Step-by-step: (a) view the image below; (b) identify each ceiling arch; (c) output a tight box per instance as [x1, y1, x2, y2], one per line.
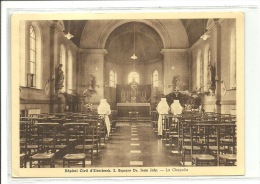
[63, 19, 208, 48]
[80, 19, 189, 49]
[98, 19, 171, 49]
[104, 22, 164, 64]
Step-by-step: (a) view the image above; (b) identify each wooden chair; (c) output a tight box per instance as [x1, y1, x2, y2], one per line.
[167, 115, 180, 150]
[159, 113, 167, 138]
[97, 116, 106, 144]
[151, 111, 158, 130]
[218, 123, 237, 166]
[20, 120, 39, 167]
[219, 153, 237, 166]
[20, 121, 30, 168]
[20, 153, 26, 168]
[110, 110, 117, 133]
[63, 122, 89, 167]
[191, 121, 218, 166]
[29, 123, 59, 168]
[83, 119, 100, 156]
[181, 121, 204, 166]
[63, 121, 96, 167]
[48, 122, 68, 156]
[162, 114, 170, 141]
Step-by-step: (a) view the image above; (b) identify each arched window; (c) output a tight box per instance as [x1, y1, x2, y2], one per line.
[200, 53, 203, 88]
[67, 50, 73, 93]
[60, 44, 66, 92]
[109, 70, 115, 87]
[196, 51, 202, 89]
[152, 70, 159, 87]
[29, 26, 36, 87]
[27, 23, 42, 89]
[115, 72, 117, 87]
[203, 46, 210, 91]
[128, 72, 139, 84]
[230, 27, 236, 89]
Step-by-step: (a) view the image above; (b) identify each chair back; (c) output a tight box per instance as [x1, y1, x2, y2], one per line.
[35, 122, 59, 153]
[63, 122, 90, 153]
[20, 121, 33, 153]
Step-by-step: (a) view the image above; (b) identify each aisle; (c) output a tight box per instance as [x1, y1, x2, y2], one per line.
[95, 122, 182, 167]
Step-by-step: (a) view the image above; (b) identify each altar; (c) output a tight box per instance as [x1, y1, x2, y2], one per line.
[117, 103, 151, 117]
[116, 81, 151, 117]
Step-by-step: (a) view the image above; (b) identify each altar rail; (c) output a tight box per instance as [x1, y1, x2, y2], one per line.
[117, 103, 151, 117]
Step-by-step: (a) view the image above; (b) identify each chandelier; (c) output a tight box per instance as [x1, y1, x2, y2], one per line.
[131, 22, 138, 60]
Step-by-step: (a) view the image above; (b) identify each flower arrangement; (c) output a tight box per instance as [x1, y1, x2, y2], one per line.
[84, 103, 93, 111]
[165, 90, 202, 110]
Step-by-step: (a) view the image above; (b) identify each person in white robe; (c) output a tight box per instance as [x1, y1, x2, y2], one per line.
[156, 98, 169, 137]
[97, 99, 111, 137]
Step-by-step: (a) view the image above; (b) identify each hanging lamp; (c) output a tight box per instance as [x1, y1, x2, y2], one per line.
[200, 19, 210, 41]
[65, 20, 74, 40]
[131, 22, 138, 60]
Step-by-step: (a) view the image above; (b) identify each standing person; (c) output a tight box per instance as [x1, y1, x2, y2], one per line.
[97, 99, 111, 137]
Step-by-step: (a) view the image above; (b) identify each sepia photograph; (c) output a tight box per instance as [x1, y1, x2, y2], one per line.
[11, 12, 244, 177]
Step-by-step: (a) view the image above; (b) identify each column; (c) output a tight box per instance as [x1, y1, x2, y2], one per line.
[161, 49, 189, 95]
[49, 22, 58, 112]
[210, 21, 222, 113]
[78, 49, 108, 105]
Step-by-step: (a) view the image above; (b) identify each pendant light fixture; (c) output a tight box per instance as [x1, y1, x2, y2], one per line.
[131, 22, 138, 60]
[65, 20, 74, 40]
[200, 19, 210, 41]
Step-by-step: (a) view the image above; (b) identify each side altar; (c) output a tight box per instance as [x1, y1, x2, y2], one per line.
[116, 80, 151, 117]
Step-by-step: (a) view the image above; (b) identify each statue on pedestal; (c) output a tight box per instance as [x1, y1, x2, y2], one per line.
[208, 63, 216, 95]
[55, 64, 64, 93]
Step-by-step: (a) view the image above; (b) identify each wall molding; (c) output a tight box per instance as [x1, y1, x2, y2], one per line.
[220, 100, 236, 105]
[79, 49, 108, 55]
[203, 100, 236, 106]
[161, 48, 188, 54]
[20, 99, 61, 104]
[218, 18, 226, 25]
[189, 37, 204, 51]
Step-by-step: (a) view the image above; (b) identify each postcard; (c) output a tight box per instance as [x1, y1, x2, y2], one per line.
[11, 12, 244, 177]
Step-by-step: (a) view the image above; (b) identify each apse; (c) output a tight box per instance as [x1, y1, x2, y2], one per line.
[104, 22, 164, 65]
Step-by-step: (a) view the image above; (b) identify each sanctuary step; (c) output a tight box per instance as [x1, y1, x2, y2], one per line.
[115, 116, 151, 122]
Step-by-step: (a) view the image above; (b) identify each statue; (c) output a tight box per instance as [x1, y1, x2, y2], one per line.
[208, 63, 216, 95]
[173, 75, 181, 91]
[83, 74, 97, 96]
[88, 74, 96, 94]
[55, 64, 64, 92]
[130, 78, 138, 102]
[82, 74, 97, 109]
[121, 89, 126, 103]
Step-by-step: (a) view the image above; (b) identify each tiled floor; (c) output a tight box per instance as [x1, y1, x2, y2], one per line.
[29, 122, 182, 168]
[94, 122, 182, 167]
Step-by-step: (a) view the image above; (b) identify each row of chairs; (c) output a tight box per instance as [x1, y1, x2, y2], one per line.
[151, 111, 237, 166]
[20, 113, 113, 168]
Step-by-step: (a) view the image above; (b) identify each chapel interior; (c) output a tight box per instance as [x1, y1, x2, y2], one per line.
[19, 19, 237, 168]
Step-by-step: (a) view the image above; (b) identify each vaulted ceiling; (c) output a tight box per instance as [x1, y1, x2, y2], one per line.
[62, 19, 208, 48]
[105, 22, 164, 64]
